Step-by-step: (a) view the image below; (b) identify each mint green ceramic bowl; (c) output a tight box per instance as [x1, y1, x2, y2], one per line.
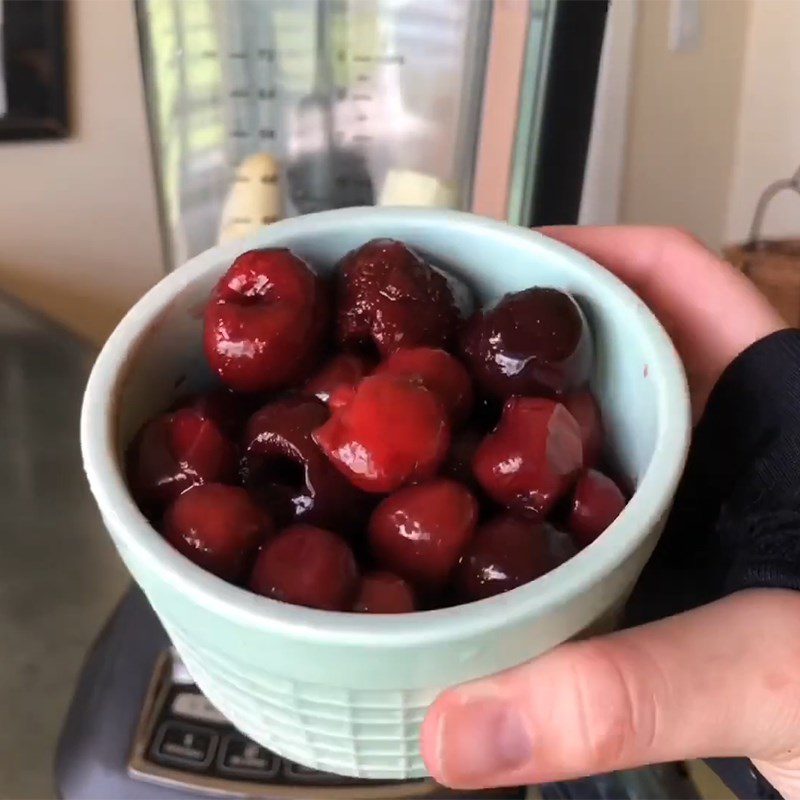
[81, 208, 690, 780]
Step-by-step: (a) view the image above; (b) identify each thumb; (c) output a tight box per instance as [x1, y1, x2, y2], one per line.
[421, 589, 800, 791]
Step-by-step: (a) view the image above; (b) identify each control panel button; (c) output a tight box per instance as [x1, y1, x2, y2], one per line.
[284, 760, 326, 783]
[151, 722, 217, 770]
[171, 691, 228, 725]
[283, 759, 357, 785]
[217, 734, 279, 779]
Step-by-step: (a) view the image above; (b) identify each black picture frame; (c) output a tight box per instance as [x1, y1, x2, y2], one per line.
[0, 0, 68, 141]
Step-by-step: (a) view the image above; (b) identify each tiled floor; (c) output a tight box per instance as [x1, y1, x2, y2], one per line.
[0, 299, 127, 799]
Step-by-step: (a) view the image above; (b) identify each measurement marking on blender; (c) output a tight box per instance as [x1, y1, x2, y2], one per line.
[356, 74, 369, 82]
[258, 49, 276, 61]
[352, 54, 404, 65]
[230, 130, 249, 138]
[352, 94, 371, 101]
[229, 52, 247, 59]
[258, 88, 277, 100]
[230, 89, 249, 98]
[259, 129, 276, 139]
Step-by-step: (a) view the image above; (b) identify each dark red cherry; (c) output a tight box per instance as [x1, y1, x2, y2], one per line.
[163, 483, 273, 581]
[352, 572, 417, 613]
[204, 249, 328, 393]
[568, 469, 626, 548]
[473, 397, 583, 519]
[454, 515, 556, 602]
[369, 479, 478, 593]
[241, 396, 368, 531]
[375, 347, 473, 425]
[303, 352, 375, 407]
[179, 388, 262, 439]
[249, 525, 358, 611]
[313, 374, 451, 493]
[127, 406, 237, 512]
[460, 287, 591, 400]
[335, 239, 460, 357]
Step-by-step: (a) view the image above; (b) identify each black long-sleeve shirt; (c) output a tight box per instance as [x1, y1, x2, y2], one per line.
[626, 329, 800, 798]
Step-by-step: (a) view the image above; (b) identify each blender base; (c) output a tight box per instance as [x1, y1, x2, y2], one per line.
[54, 586, 700, 800]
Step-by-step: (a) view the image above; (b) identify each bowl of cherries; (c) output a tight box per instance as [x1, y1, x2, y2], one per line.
[81, 207, 690, 780]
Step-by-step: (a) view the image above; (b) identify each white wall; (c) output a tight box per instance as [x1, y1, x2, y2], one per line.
[579, 0, 637, 227]
[619, 0, 800, 252]
[0, 0, 163, 344]
[618, 0, 751, 251]
[725, 0, 800, 246]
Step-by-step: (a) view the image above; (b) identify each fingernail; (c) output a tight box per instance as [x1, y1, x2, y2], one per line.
[435, 698, 532, 786]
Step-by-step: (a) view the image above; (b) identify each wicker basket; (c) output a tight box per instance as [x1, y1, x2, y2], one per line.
[724, 166, 800, 327]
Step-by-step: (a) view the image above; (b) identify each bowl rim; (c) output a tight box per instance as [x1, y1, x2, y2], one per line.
[80, 207, 690, 647]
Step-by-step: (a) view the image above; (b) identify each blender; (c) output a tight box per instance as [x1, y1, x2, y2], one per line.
[55, 2, 702, 796]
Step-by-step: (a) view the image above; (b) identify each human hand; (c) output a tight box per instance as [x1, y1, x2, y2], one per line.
[421, 590, 800, 797]
[420, 227, 797, 797]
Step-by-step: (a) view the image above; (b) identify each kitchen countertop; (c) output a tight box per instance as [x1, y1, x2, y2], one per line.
[0, 295, 127, 799]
